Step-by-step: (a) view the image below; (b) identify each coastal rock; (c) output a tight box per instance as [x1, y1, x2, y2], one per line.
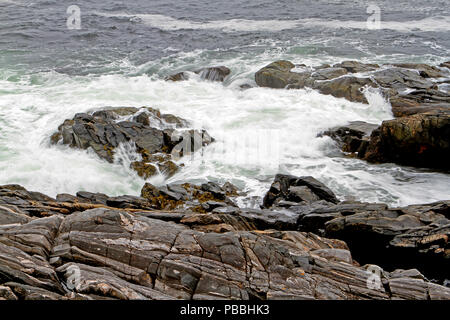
[313, 76, 378, 103]
[333, 61, 379, 73]
[296, 198, 450, 282]
[362, 110, 450, 170]
[440, 61, 450, 69]
[140, 181, 239, 211]
[166, 66, 231, 82]
[255, 60, 450, 117]
[1, 183, 449, 300]
[255, 60, 312, 89]
[320, 121, 379, 156]
[262, 174, 339, 208]
[51, 107, 213, 179]
[323, 111, 450, 170]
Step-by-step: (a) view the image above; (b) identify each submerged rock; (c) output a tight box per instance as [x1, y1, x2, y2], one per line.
[51, 107, 213, 179]
[166, 66, 231, 82]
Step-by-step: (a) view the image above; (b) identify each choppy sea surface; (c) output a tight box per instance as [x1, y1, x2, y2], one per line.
[0, 0, 449, 206]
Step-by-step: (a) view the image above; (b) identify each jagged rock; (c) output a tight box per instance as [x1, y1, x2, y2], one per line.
[0, 285, 18, 300]
[362, 110, 450, 170]
[255, 60, 450, 117]
[390, 63, 445, 79]
[320, 121, 379, 156]
[389, 269, 426, 280]
[140, 181, 239, 211]
[51, 107, 212, 179]
[263, 174, 339, 208]
[75, 191, 109, 205]
[372, 68, 438, 91]
[166, 66, 231, 82]
[44, 208, 409, 299]
[56, 263, 174, 300]
[294, 196, 449, 283]
[0, 185, 159, 219]
[311, 248, 353, 264]
[324, 111, 450, 170]
[4, 282, 63, 300]
[1, 184, 449, 300]
[322, 201, 450, 282]
[440, 61, 450, 69]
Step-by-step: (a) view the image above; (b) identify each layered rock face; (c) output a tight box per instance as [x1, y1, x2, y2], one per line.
[51, 107, 213, 179]
[261, 175, 449, 283]
[255, 60, 450, 117]
[1, 181, 449, 300]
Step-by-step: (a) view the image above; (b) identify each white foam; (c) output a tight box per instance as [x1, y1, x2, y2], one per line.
[95, 12, 299, 32]
[301, 16, 450, 32]
[95, 12, 450, 33]
[0, 65, 448, 206]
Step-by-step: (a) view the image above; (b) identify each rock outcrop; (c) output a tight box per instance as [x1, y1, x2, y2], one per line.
[1, 184, 449, 300]
[362, 110, 450, 170]
[140, 181, 239, 212]
[324, 111, 450, 170]
[262, 174, 339, 208]
[51, 107, 213, 179]
[259, 175, 449, 283]
[166, 66, 231, 82]
[320, 121, 379, 157]
[255, 60, 450, 117]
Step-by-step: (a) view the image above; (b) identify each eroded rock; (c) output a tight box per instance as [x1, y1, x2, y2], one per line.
[255, 60, 450, 117]
[51, 107, 213, 179]
[0, 183, 449, 300]
[166, 66, 231, 82]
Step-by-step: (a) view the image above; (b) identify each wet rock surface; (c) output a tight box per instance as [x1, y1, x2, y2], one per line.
[362, 110, 450, 170]
[51, 106, 213, 179]
[320, 121, 379, 156]
[324, 111, 450, 170]
[262, 174, 339, 208]
[166, 66, 231, 82]
[140, 181, 239, 212]
[258, 175, 450, 283]
[1, 181, 449, 300]
[255, 60, 450, 117]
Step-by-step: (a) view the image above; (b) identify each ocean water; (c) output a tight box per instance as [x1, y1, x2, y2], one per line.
[0, 0, 449, 206]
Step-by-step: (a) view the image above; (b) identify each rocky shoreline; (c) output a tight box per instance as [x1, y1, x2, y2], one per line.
[0, 177, 449, 300]
[1, 59, 449, 300]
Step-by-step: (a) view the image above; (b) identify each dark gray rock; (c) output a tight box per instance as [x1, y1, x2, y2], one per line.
[1, 183, 449, 300]
[263, 174, 339, 208]
[166, 66, 231, 82]
[51, 107, 213, 179]
[255, 60, 450, 117]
